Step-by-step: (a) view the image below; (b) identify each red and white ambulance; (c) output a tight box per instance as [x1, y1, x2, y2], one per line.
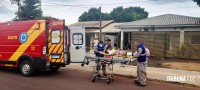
[0, 20, 86, 76]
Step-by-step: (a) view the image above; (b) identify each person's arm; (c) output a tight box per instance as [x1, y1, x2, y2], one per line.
[94, 46, 98, 52]
[104, 45, 107, 53]
[133, 48, 142, 58]
[146, 48, 150, 57]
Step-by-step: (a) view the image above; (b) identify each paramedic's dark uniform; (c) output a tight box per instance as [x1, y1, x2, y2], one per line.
[95, 44, 107, 75]
[135, 43, 147, 85]
[95, 44, 105, 57]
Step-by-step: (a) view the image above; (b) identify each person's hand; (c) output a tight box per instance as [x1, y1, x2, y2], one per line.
[130, 58, 137, 62]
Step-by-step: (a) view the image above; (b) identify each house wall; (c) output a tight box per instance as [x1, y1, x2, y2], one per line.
[128, 27, 200, 59]
[184, 31, 200, 49]
[166, 32, 180, 58]
[182, 31, 200, 59]
[131, 31, 167, 57]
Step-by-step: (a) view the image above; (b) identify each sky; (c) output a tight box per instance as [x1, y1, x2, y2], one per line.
[0, 0, 200, 25]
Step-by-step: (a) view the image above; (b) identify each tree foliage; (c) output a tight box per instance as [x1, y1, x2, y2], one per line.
[193, 0, 200, 6]
[41, 16, 59, 20]
[78, 6, 148, 22]
[14, 0, 42, 21]
[78, 8, 111, 21]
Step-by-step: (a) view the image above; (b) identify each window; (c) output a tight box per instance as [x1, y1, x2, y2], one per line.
[51, 30, 61, 44]
[191, 35, 200, 44]
[73, 33, 83, 45]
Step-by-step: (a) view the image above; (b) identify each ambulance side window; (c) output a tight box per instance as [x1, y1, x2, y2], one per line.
[72, 33, 83, 45]
[51, 30, 61, 44]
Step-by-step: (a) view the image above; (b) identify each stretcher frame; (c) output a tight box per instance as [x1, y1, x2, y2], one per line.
[85, 55, 129, 84]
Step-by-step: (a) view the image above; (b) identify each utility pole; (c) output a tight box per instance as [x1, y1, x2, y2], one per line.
[99, 6, 102, 41]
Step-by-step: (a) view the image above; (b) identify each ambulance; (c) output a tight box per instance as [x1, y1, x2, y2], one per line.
[0, 20, 86, 76]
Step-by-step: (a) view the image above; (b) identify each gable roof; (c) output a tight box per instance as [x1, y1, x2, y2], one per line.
[69, 20, 114, 29]
[118, 14, 200, 28]
[102, 23, 124, 33]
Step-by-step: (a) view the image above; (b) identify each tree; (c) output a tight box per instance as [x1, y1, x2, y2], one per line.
[78, 8, 111, 21]
[78, 6, 148, 22]
[14, 0, 42, 21]
[41, 16, 59, 20]
[10, 0, 21, 12]
[110, 7, 126, 22]
[193, 0, 200, 6]
[110, 6, 148, 22]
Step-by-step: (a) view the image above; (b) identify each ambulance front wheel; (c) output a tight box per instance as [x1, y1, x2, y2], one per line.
[20, 60, 34, 77]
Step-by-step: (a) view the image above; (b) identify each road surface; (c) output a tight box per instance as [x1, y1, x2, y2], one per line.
[0, 67, 199, 90]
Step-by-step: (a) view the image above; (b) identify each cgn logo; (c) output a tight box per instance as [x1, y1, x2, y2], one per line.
[19, 32, 28, 43]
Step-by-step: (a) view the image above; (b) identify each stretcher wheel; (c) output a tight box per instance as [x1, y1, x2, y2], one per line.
[81, 63, 84, 67]
[111, 76, 114, 81]
[92, 78, 96, 82]
[107, 78, 111, 84]
[86, 62, 89, 65]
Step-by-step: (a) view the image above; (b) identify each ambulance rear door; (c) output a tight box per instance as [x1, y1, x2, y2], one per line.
[48, 20, 65, 65]
[69, 26, 85, 63]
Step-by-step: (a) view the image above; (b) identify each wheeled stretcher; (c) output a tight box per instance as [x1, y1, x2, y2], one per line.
[85, 55, 129, 84]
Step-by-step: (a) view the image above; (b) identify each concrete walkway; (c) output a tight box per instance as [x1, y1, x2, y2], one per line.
[66, 53, 200, 86]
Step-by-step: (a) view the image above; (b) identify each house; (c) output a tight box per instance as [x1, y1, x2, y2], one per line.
[117, 14, 200, 59]
[70, 20, 123, 51]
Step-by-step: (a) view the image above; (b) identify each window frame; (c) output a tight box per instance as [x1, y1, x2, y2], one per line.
[72, 33, 83, 45]
[51, 30, 61, 44]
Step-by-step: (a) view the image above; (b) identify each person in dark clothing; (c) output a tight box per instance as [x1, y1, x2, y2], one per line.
[114, 38, 118, 48]
[104, 39, 112, 54]
[132, 39, 147, 87]
[94, 41, 107, 76]
[94, 41, 105, 57]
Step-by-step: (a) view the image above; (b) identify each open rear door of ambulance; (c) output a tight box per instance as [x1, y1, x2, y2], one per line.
[69, 26, 86, 64]
[48, 20, 65, 69]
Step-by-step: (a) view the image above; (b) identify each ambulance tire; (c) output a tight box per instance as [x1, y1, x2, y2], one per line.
[50, 66, 60, 72]
[20, 60, 34, 77]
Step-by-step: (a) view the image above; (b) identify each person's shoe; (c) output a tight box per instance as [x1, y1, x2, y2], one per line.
[134, 80, 140, 84]
[136, 83, 146, 87]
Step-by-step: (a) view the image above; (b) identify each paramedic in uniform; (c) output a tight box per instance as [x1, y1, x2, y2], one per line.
[94, 41, 107, 76]
[102, 39, 112, 76]
[132, 39, 147, 87]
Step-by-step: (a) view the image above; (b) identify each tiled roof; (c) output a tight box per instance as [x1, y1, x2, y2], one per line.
[118, 14, 200, 28]
[69, 20, 114, 28]
[102, 23, 123, 32]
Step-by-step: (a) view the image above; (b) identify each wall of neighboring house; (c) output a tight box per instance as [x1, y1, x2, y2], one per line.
[131, 31, 167, 57]
[182, 31, 200, 59]
[129, 27, 200, 59]
[166, 31, 180, 58]
[184, 31, 200, 49]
